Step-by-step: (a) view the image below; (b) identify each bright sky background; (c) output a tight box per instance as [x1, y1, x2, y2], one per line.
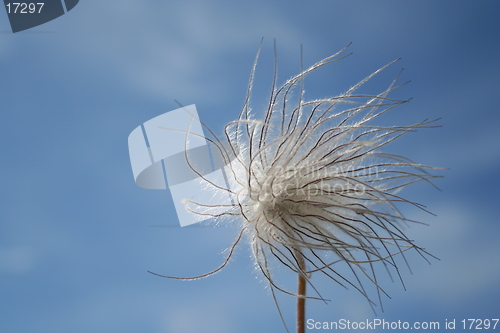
[1, 1, 499, 332]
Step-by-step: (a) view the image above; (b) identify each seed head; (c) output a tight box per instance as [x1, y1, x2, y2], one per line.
[156, 43, 441, 315]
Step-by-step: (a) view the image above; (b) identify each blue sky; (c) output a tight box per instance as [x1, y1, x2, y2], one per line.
[1, 1, 499, 332]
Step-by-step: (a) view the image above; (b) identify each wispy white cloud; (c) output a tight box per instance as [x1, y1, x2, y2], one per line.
[401, 203, 500, 304]
[45, 1, 307, 105]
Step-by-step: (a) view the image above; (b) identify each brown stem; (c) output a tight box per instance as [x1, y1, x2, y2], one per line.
[296, 251, 306, 333]
[297, 271, 306, 333]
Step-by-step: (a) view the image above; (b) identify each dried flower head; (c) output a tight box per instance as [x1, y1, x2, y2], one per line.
[152, 42, 441, 331]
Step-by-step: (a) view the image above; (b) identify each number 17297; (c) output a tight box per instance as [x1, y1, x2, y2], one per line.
[5, 3, 44, 14]
[462, 319, 499, 330]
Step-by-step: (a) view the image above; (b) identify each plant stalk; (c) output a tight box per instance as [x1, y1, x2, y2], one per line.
[296, 250, 306, 333]
[297, 271, 306, 333]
